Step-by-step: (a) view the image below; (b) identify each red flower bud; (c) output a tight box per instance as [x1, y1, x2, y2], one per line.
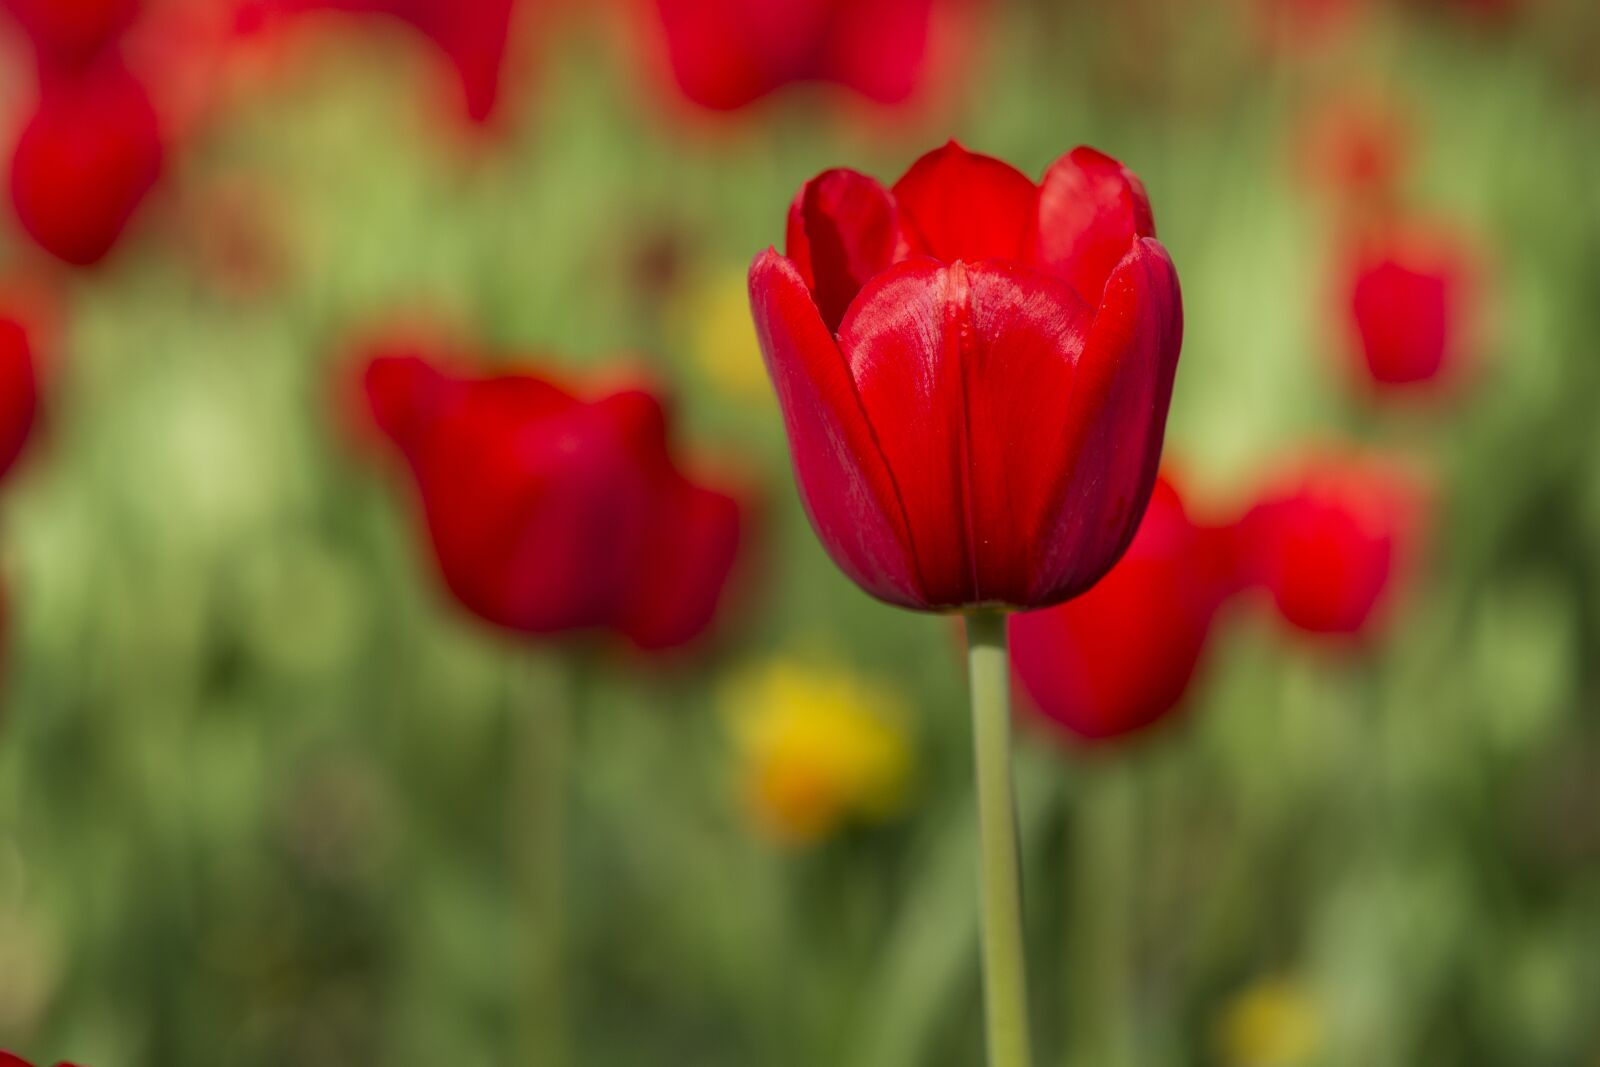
[648, 0, 961, 111]
[1009, 475, 1231, 744]
[9, 58, 163, 266]
[1241, 453, 1424, 637]
[1343, 223, 1475, 389]
[750, 141, 1182, 612]
[0, 0, 139, 69]
[361, 349, 744, 650]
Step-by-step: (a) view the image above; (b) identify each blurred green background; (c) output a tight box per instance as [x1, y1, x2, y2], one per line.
[2, 0, 1599, 1064]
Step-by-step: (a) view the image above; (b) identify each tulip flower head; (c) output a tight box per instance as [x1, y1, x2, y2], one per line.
[362, 348, 743, 651]
[9, 59, 163, 266]
[0, 0, 139, 69]
[237, 0, 517, 123]
[723, 659, 912, 845]
[0, 316, 38, 481]
[1010, 475, 1233, 744]
[1343, 223, 1475, 389]
[750, 141, 1182, 613]
[1241, 453, 1422, 637]
[648, 0, 957, 111]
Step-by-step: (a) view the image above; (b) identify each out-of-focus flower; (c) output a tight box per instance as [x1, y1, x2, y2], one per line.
[0, 0, 139, 70]
[750, 141, 1182, 612]
[645, 0, 967, 112]
[1241, 452, 1424, 637]
[681, 269, 770, 404]
[0, 315, 37, 480]
[236, 0, 519, 123]
[8, 58, 163, 266]
[1342, 222, 1476, 389]
[1295, 92, 1409, 207]
[1216, 975, 1323, 1067]
[0, 1055, 82, 1067]
[723, 659, 912, 845]
[360, 344, 744, 651]
[1010, 474, 1236, 744]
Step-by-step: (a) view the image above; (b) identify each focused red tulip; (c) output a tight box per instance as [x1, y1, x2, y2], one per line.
[362, 348, 744, 650]
[0, 0, 139, 69]
[237, 0, 517, 123]
[750, 141, 1182, 612]
[1342, 223, 1474, 389]
[0, 315, 38, 481]
[9, 59, 163, 266]
[1009, 475, 1234, 743]
[647, 0, 959, 111]
[1241, 453, 1422, 637]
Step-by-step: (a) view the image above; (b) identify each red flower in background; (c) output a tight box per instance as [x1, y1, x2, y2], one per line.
[1296, 93, 1409, 207]
[0, 316, 38, 480]
[750, 141, 1182, 612]
[1343, 223, 1474, 389]
[361, 347, 744, 651]
[236, 0, 518, 123]
[0, 0, 139, 69]
[648, 0, 962, 111]
[1010, 475, 1236, 743]
[1, 1053, 83, 1067]
[9, 58, 163, 267]
[1241, 453, 1423, 637]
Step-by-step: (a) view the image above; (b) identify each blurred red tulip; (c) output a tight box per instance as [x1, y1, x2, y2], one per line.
[0, 316, 37, 481]
[1241, 453, 1423, 637]
[9, 58, 163, 266]
[0, 1054, 83, 1067]
[750, 141, 1182, 611]
[237, 0, 516, 123]
[648, 0, 960, 111]
[1295, 94, 1409, 206]
[1010, 475, 1235, 743]
[1343, 223, 1474, 388]
[0, 0, 139, 69]
[361, 348, 744, 650]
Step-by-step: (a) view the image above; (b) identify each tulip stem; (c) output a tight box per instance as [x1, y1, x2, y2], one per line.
[966, 610, 1036, 1067]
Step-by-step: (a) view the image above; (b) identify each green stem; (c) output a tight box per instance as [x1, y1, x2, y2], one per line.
[514, 657, 573, 1067]
[966, 611, 1035, 1067]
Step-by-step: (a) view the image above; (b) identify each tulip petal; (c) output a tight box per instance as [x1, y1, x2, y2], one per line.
[1027, 237, 1182, 605]
[892, 141, 1039, 266]
[839, 258, 1093, 605]
[785, 168, 916, 332]
[1033, 147, 1155, 304]
[749, 249, 927, 607]
[621, 480, 742, 650]
[821, 0, 937, 105]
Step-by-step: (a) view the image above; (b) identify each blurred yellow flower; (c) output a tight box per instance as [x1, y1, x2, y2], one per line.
[723, 660, 913, 846]
[1217, 975, 1324, 1067]
[682, 269, 772, 404]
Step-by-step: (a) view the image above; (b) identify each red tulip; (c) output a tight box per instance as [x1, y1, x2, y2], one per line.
[0, 315, 38, 481]
[362, 348, 743, 650]
[1343, 223, 1474, 389]
[9, 58, 163, 266]
[749, 141, 1182, 612]
[0, 0, 139, 69]
[237, 0, 516, 123]
[647, 0, 957, 111]
[1009, 475, 1233, 743]
[0, 1054, 83, 1067]
[1240, 453, 1422, 637]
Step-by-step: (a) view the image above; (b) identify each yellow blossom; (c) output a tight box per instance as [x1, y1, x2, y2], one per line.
[1217, 975, 1324, 1067]
[723, 660, 913, 846]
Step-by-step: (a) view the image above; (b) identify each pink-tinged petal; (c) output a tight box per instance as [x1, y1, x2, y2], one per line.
[1033, 146, 1155, 304]
[1026, 237, 1182, 605]
[749, 249, 926, 608]
[820, 0, 936, 104]
[784, 168, 917, 332]
[619, 480, 742, 650]
[838, 258, 1094, 606]
[891, 141, 1039, 265]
